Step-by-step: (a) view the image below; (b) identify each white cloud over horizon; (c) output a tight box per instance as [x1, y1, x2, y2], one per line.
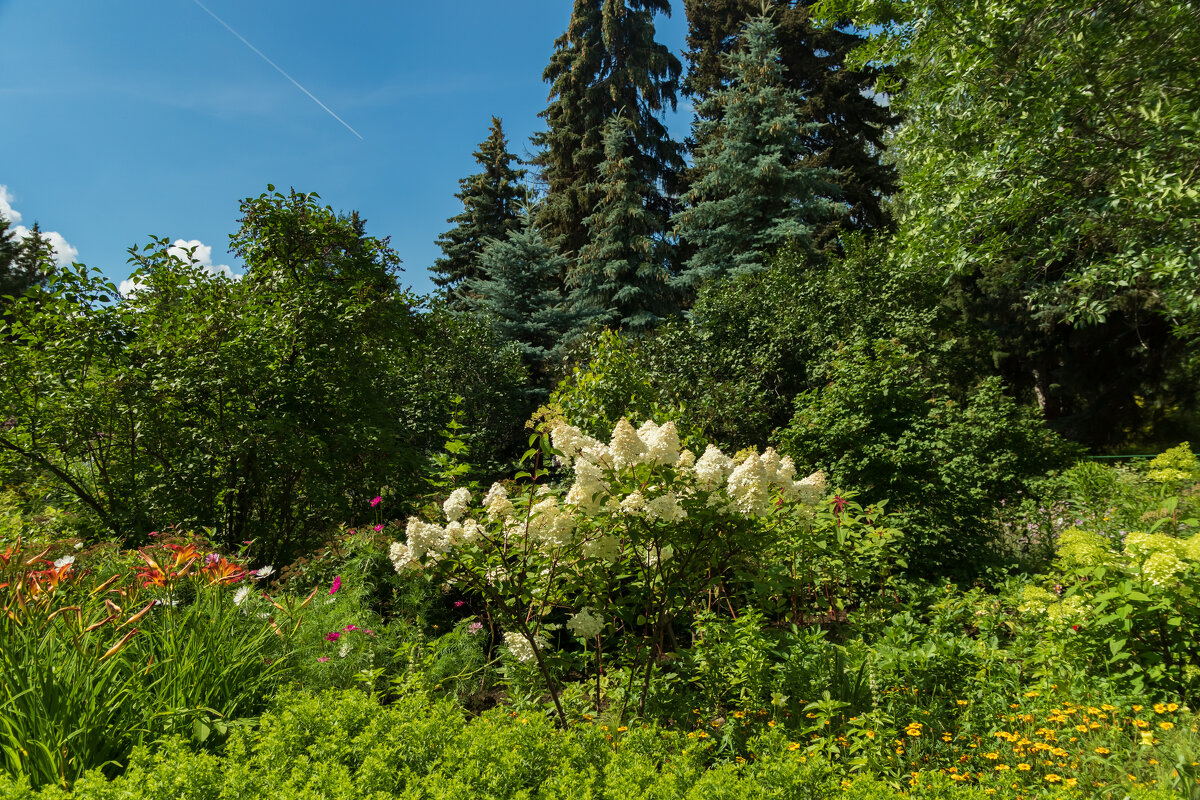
[1, 184, 79, 267]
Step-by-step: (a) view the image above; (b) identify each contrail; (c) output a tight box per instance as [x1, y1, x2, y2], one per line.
[190, 0, 364, 140]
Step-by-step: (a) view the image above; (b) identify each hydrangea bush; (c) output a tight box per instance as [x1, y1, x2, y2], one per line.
[389, 418, 902, 721]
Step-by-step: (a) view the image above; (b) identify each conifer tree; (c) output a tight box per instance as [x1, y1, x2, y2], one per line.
[432, 117, 527, 308]
[532, 0, 685, 260]
[571, 114, 675, 334]
[673, 16, 840, 294]
[683, 0, 899, 248]
[465, 214, 578, 382]
[1, 219, 52, 302]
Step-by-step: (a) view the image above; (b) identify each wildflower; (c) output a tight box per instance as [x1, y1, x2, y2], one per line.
[1017, 763, 1031, 771]
[233, 585, 252, 606]
[317, 656, 329, 663]
[53, 555, 75, 569]
[467, 621, 483, 634]
[1094, 747, 1111, 754]
[1159, 722, 1175, 730]
[443, 488, 471, 523]
[1044, 774, 1062, 783]
[329, 576, 342, 594]
[338, 642, 351, 658]
[370, 495, 382, 507]
[325, 631, 340, 641]
[373, 524, 384, 532]
[994, 764, 1009, 771]
[255, 565, 275, 579]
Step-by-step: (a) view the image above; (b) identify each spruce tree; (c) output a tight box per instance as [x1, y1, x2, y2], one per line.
[683, 0, 899, 248]
[432, 117, 527, 308]
[672, 16, 839, 294]
[532, 0, 685, 260]
[1, 219, 52, 302]
[571, 114, 675, 334]
[465, 215, 578, 383]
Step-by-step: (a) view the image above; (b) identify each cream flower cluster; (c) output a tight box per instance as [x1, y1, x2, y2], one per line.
[504, 630, 544, 663]
[552, 419, 825, 520]
[567, 606, 605, 639]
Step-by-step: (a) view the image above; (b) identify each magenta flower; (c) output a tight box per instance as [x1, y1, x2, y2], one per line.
[370, 495, 382, 508]
[325, 631, 340, 641]
[344, 624, 359, 632]
[317, 656, 330, 663]
[330, 576, 342, 595]
[373, 524, 384, 532]
[453, 601, 466, 609]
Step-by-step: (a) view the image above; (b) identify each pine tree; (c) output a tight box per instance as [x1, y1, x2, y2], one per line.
[532, 0, 685, 260]
[465, 215, 579, 382]
[432, 117, 527, 308]
[672, 16, 840, 294]
[571, 114, 675, 334]
[1, 219, 52, 302]
[683, 0, 899, 248]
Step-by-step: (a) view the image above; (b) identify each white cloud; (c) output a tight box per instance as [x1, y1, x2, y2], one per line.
[118, 277, 147, 297]
[0, 186, 22, 224]
[168, 238, 238, 280]
[1, 184, 79, 267]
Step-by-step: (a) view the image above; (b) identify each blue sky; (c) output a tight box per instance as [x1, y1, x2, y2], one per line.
[0, 1, 691, 296]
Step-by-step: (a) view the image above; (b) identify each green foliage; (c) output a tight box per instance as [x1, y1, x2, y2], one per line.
[779, 339, 1077, 576]
[0, 188, 525, 561]
[432, 117, 528, 308]
[818, 0, 1200, 444]
[673, 15, 840, 295]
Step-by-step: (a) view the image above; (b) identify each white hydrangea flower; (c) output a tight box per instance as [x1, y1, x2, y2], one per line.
[443, 487, 472, 523]
[483, 482, 515, 521]
[620, 490, 647, 516]
[551, 423, 605, 469]
[567, 607, 605, 639]
[726, 453, 771, 515]
[582, 534, 621, 561]
[638, 420, 681, 465]
[389, 541, 419, 572]
[645, 492, 687, 523]
[677, 449, 696, 470]
[694, 444, 734, 490]
[609, 418, 648, 470]
[1181, 533, 1200, 563]
[404, 517, 448, 560]
[565, 457, 608, 514]
[790, 470, 826, 506]
[461, 518, 485, 545]
[527, 497, 577, 549]
[504, 630, 543, 663]
[443, 521, 466, 546]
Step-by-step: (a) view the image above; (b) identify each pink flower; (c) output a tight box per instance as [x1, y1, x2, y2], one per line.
[373, 524, 384, 532]
[453, 601, 466, 609]
[317, 656, 329, 663]
[344, 624, 359, 632]
[329, 576, 342, 595]
[370, 495, 382, 508]
[325, 631, 340, 641]
[467, 622, 483, 634]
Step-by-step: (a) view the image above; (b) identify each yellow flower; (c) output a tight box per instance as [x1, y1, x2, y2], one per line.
[956, 700, 969, 706]
[1017, 763, 1031, 771]
[787, 742, 802, 751]
[1045, 774, 1062, 783]
[1132, 705, 1144, 712]
[1153, 703, 1167, 714]
[1095, 746, 1111, 754]
[617, 726, 628, 732]
[1065, 777, 1078, 787]
[697, 732, 708, 739]
[994, 764, 1009, 771]
[1160, 722, 1175, 730]
[984, 752, 1000, 760]
[1166, 702, 1179, 712]
[1024, 691, 1040, 698]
